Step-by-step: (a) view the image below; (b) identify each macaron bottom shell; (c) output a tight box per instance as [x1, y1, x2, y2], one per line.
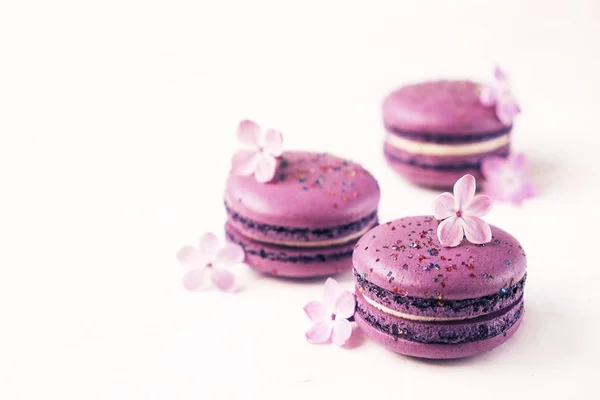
[384, 156, 482, 189]
[383, 143, 510, 189]
[355, 291, 524, 359]
[225, 222, 357, 278]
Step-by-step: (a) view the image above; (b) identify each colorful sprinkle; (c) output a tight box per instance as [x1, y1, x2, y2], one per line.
[423, 263, 440, 272]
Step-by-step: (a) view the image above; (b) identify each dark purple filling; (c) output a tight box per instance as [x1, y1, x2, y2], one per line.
[386, 125, 512, 144]
[384, 151, 510, 171]
[356, 297, 523, 345]
[355, 269, 526, 319]
[225, 203, 378, 242]
[225, 229, 353, 264]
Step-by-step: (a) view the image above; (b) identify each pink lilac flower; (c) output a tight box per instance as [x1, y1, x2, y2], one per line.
[479, 67, 521, 126]
[231, 119, 283, 183]
[304, 278, 356, 346]
[177, 233, 245, 292]
[432, 174, 493, 247]
[481, 153, 537, 206]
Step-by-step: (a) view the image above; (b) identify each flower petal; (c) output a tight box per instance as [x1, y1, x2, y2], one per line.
[306, 321, 333, 344]
[521, 181, 537, 198]
[198, 233, 220, 262]
[453, 174, 476, 211]
[176, 246, 201, 267]
[231, 150, 258, 176]
[303, 301, 326, 323]
[334, 291, 356, 319]
[510, 181, 537, 206]
[237, 120, 261, 146]
[510, 153, 527, 173]
[211, 268, 236, 292]
[482, 179, 506, 202]
[496, 99, 520, 126]
[437, 216, 464, 247]
[263, 129, 283, 157]
[215, 242, 245, 267]
[253, 152, 277, 183]
[479, 86, 497, 106]
[481, 156, 506, 178]
[464, 195, 493, 217]
[331, 318, 352, 346]
[182, 268, 205, 291]
[496, 107, 513, 126]
[461, 216, 492, 244]
[432, 192, 455, 220]
[494, 66, 507, 81]
[322, 278, 338, 311]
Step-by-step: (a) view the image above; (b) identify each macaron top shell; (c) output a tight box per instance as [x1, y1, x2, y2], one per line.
[383, 80, 507, 136]
[224, 151, 380, 228]
[353, 216, 526, 300]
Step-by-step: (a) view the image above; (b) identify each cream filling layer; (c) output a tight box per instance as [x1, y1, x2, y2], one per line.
[385, 133, 510, 156]
[240, 222, 376, 248]
[361, 292, 471, 322]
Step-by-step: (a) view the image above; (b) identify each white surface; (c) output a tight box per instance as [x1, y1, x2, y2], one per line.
[1, 1, 599, 399]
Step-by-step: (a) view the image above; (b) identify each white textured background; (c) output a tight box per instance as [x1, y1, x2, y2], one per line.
[1, 1, 599, 399]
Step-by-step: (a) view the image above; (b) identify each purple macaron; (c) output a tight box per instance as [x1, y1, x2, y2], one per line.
[225, 151, 380, 278]
[383, 80, 514, 188]
[352, 216, 526, 359]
